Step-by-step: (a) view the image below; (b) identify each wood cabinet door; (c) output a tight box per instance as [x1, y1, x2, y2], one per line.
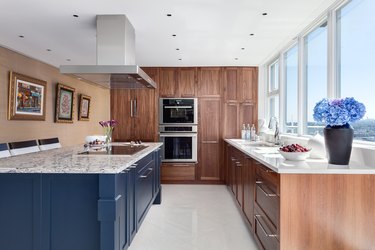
[132, 89, 156, 142]
[197, 67, 221, 97]
[178, 67, 196, 97]
[111, 89, 132, 142]
[223, 67, 239, 102]
[243, 157, 255, 227]
[159, 68, 177, 97]
[240, 67, 257, 103]
[239, 103, 256, 129]
[199, 98, 221, 180]
[224, 103, 239, 139]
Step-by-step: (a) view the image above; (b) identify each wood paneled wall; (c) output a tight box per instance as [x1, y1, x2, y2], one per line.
[0, 46, 110, 146]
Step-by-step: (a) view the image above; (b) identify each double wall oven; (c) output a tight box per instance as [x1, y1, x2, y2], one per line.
[159, 98, 198, 162]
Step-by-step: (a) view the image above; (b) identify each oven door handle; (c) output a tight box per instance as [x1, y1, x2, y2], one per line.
[163, 106, 192, 109]
[159, 133, 197, 137]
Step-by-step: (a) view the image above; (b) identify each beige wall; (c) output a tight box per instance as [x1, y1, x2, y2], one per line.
[0, 46, 110, 146]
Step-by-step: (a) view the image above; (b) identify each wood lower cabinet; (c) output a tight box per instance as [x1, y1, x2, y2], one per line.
[161, 163, 196, 182]
[226, 142, 375, 250]
[243, 156, 255, 227]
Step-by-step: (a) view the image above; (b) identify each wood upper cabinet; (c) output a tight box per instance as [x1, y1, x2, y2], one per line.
[178, 67, 196, 97]
[111, 68, 158, 142]
[223, 68, 240, 102]
[159, 68, 177, 97]
[224, 103, 239, 139]
[199, 98, 221, 181]
[240, 67, 257, 103]
[197, 67, 221, 97]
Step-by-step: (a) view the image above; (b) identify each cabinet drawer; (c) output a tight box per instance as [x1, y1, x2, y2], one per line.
[254, 213, 279, 250]
[161, 164, 195, 181]
[255, 181, 279, 228]
[255, 163, 279, 186]
[136, 163, 155, 225]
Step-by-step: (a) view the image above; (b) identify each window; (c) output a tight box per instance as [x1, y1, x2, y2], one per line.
[304, 21, 328, 136]
[284, 45, 298, 134]
[264, 0, 374, 143]
[336, 0, 375, 142]
[268, 60, 280, 121]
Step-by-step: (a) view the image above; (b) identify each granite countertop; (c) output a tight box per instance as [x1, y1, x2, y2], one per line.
[226, 139, 375, 174]
[0, 142, 163, 174]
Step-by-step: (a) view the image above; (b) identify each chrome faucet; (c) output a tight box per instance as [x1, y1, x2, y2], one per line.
[268, 116, 280, 145]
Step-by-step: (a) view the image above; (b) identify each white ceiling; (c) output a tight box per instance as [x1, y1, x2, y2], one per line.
[0, 0, 336, 67]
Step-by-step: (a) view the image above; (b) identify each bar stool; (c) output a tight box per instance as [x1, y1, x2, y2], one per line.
[38, 137, 61, 151]
[8, 140, 40, 156]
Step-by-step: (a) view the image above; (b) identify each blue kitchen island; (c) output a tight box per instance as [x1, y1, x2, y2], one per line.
[0, 142, 162, 250]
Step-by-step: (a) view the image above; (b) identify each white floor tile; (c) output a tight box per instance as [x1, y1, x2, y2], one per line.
[129, 185, 259, 250]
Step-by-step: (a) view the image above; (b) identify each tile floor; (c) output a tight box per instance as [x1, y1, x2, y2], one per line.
[129, 185, 259, 250]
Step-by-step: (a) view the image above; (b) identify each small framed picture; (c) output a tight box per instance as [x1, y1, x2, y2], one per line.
[78, 94, 91, 121]
[55, 83, 75, 123]
[8, 71, 47, 121]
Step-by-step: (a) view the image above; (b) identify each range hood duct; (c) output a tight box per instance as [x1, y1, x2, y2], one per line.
[60, 15, 156, 89]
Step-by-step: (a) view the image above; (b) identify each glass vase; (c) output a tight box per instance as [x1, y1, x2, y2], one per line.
[105, 129, 112, 146]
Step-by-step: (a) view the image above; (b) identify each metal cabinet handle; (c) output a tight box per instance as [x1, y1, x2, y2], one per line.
[129, 164, 137, 169]
[256, 183, 277, 197]
[134, 99, 137, 117]
[254, 215, 277, 237]
[140, 168, 153, 178]
[235, 161, 242, 167]
[130, 100, 134, 117]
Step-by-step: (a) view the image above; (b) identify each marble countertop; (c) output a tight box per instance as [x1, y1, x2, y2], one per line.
[0, 142, 163, 174]
[226, 139, 375, 174]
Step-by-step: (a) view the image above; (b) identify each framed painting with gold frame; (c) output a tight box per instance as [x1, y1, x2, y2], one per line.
[55, 83, 75, 123]
[8, 71, 47, 121]
[78, 94, 91, 121]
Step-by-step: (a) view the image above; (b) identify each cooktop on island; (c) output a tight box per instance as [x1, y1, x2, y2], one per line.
[78, 144, 148, 155]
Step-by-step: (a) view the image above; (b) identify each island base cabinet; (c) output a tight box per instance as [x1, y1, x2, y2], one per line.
[0, 149, 162, 250]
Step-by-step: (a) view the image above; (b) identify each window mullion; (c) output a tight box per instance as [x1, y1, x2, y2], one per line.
[298, 36, 306, 136]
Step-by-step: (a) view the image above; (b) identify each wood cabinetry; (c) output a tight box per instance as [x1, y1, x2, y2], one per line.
[243, 156, 255, 227]
[197, 67, 221, 97]
[111, 68, 158, 142]
[161, 163, 196, 181]
[198, 98, 221, 181]
[159, 67, 196, 97]
[178, 67, 196, 97]
[159, 68, 177, 97]
[222, 67, 258, 139]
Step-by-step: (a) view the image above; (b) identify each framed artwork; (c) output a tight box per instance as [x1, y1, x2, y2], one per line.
[8, 71, 47, 121]
[55, 83, 75, 123]
[78, 94, 91, 121]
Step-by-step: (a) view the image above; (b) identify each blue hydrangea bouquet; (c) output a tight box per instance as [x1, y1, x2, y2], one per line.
[313, 97, 366, 128]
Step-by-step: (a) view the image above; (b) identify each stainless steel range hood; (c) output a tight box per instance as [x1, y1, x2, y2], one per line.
[60, 15, 156, 89]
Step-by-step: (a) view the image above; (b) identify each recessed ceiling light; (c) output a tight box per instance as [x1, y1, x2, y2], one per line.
[166, 14, 172, 17]
[73, 14, 79, 18]
[241, 48, 245, 50]
[176, 48, 180, 51]
[66, 59, 71, 61]
[235, 58, 238, 60]
[178, 59, 182, 61]
[250, 33, 254, 36]
[46, 49, 52, 52]
[262, 12, 268, 16]
[172, 34, 176, 37]
[18, 35, 24, 38]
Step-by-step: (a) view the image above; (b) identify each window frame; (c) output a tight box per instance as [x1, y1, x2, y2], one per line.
[263, 0, 374, 144]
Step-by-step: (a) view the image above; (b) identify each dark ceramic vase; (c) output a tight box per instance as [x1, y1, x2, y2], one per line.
[323, 126, 354, 165]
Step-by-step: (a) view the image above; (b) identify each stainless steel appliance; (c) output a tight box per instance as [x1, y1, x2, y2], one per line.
[159, 125, 197, 162]
[159, 98, 198, 125]
[159, 98, 198, 162]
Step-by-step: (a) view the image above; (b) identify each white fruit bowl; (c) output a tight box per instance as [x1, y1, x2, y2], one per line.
[85, 135, 106, 144]
[278, 150, 311, 161]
